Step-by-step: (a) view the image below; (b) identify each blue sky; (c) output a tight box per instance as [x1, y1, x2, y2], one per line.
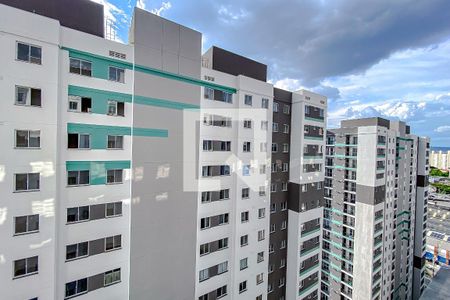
[91, 0, 450, 146]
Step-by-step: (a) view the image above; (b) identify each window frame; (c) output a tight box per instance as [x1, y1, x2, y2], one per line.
[14, 214, 39, 235]
[66, 242, 89, 261]
[107, 135, 124, 149]
[67, 206, 90, 224]
[105, 201, 123, 218]
[13, 256, 39, 279]
[67, 170, 90, 186]
[15, 130, 41, 149]
[65, 278, 88, 299]
[69, 57, 92, 77]
[15, 86, 42, 107]
[104, 268, 121, 286]
[14, 173, 40, 192]
[16, 42, 42, 65]
[108, 66, 125, 83]
[106, 169, 124, 184]
[105, 235, 122, 252]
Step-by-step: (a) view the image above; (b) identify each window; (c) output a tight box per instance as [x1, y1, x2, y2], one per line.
[68, 95, 92, 113]
[273, 102, 279, 112]
[271, 163, 277, 173]
[107, 100, 125, 116]
[218, 238, 228, 249]
[17, 42, 41, 64]
[260, 142, 267, 152]
[15, 130, 40, 148]
[69, 58, 92, 76]
[216, 285, 227, 298]
[261, 98, 269, 108]
[280, 258, 286, 268]
[242, 188, 250, 199]
[257, 251, 264, 263]
[283, 143, 289, 153]
[106, 202, 122, 217]
[283, 124, 289, 134]
[258, 230, 265, 241]
[261, 121, 268, 130]
[67, 170, 89, 186]
[14, 214, 39, 235]
[217, 261, 228, 274]
[241, 211, 249, 223]
[272, 122, 279, 132]
[270, 224, 276, 233]
[240, 235, 248, 246]
[109, 66, 125, 83]
[243, 142, 251, 152]
[256, 273, 264, 284]
[67, 206, 90, 223]
[244, 95, 253, 105]
[107, 169, 123, 184]
[204, 87, 214, 99]
[280, 240, 286, 249]
[268, 283, 273, 293]
[269, 244, 274, 253]
[271, 203, 276, 213]
[66, 242, 88, 260]
[201, 192, 211, 203]
[201, 217, 210, 229]
[107, 135, 124, 149]
[257, 295, 263, 300]
[259, 186, 266, 196]
[200, 243, 210, 256]
[282, 182, 288, 191]
[239, 280, 247, 293]
[283, 104, 290, 114]
[279, 277, 285, 287]
[281, 201, 287, 210]
[105, 235, 122, 251]
[258, 208, 266, 219]
[219, 189, 229, 200]
[260, 164, 266, 174]
[65, 278, 88, 298]
[272, 143, 278, 152]
[281, 221, 287, 230]
[271, 183, 277, 193]
[15, 173, 39, 191]
[15, 86, 41, 106]
[68, 133, 90, 149]
[14, 256, 38, 278]
[240, 258, 248, 270]
[199, 268, 209, 282]
[104, 268, 121, 286]
[243, 165, 251, 176]
[282, 163, 289, 172]
[244, 119, 252, 129]
[218, 213, 229, 225]
[220, 165, 230, 176]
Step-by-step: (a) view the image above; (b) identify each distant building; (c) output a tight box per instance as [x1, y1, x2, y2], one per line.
[430, 150, 450, 170]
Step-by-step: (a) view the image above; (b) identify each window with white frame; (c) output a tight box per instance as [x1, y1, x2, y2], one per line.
[281, 220, 287, 230]
[272, 122, 279, 132]
[200, 217, 210, 229]
[15, 130, 40, 148]
[69, 58, 92, 76]
[244, 94, 253, 105]
[15, 173, 39, 191]
[269, 244, 274, 253]
[67, 206, 89, 223]
[273, 102, 279, 112]
[243, 119, 252, 129]
[282, 182, 288, 191]
[217, 261, 228, 274]
[271, 183, 277, 193]
[106, 202, 122, 217]
[17, 42, 41, 64]
[14, 214, 39, 235]
[15, 86, 41, 106]
[280, 240, 286, 249]
[261, 98, 269, 108]
[104, 268, 121, 286]
[68, 133, 90, 149]
[280, 258, 286, 268]
[241, 211, 249, 223]
[240, 235, 248, 247]
[239, 280, 247, 293]
[243, 142, 251, 152]
[242, 164, 251, 176]
[258, 208, 266, 218]
[270, 224, 275, 233]
[256, 273, 264, 284]
[261, 120, 268, 130]
[282, 163, 289, 172]
[257, 251, 264, 263]
[68, 95, 92, 113]
[107, 135, 124, 149]
[105, 235, 122, 251]
[200, 243, 210, 256]
[218, 213, 229, 225]
[279, 277, 285, 287]
[283, 124, 289, 134]
[65, 278, 88, 298]
[281, 201, 287, 210]
[67, 170, 89, 186]
[271, 203, 276, 212]
[107, 100, 125, 116]
[106, 169, 123, 184]
[216, 285, 227, 298]
[272, 143, 278, 152]
[108, 66, 125, 83]
[66, 242, 88, 261]
[258, 229, 265, 241]
[242, 187, 250, 199]
[218, 238, 228, 249]
[283, 143, 289, 153]
[259, 186, 266, 196]
[14, 256, 38, 278]
[283, 104, 290, 114]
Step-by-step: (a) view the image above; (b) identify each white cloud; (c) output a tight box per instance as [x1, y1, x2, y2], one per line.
[435, 126, 450, 133]
[151, 2, 172, 16]
[136, 0, 146, 9]
[89, 0, 128, 43]
[218, 5, 249, 23]
[271, 78, 304, 91]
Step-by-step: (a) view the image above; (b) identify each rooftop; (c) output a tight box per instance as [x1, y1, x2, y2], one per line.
[421, 266, 450, 299]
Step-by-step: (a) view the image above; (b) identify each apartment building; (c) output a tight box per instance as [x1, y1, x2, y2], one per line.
[429, 150, 450, 170]
[0, 1, 328, 300]
[320, 118, 429, 300]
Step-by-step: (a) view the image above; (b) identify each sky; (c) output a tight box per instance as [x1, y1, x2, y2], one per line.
[90, 0, 450, 146]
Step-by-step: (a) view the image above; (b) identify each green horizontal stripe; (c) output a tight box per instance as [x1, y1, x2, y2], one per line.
[134, 95, 199, 110]
[63, 47, 237, 94]
[305, 116, 325, 122]
[335, 144, 358, 147]
[304, 136, 324, 141]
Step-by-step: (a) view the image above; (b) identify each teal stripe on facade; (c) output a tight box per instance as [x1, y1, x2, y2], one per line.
[63, 47, 237, 94]
[68, 123, 168, 149]
[69, 85, 200, 112]
[66, 160, 131, 185]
